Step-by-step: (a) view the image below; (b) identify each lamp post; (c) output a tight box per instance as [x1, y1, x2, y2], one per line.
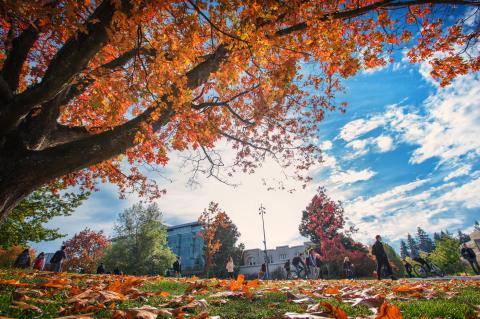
[259, 204, 270, 279]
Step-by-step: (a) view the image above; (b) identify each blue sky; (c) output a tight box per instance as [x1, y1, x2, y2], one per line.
[31, 19, 480, 255]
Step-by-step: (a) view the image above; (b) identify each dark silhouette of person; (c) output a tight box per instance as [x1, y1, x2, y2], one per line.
[372, 235, 397, 280]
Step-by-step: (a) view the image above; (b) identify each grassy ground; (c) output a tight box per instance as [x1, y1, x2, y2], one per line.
[0, 269, 479, 318]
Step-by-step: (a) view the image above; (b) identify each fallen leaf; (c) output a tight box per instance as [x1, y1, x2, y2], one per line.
[376, 302, 403, 319]
[11, 301, 42, 313]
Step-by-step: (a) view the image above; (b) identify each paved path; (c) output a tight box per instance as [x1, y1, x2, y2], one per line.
[408, 275, 480, 281]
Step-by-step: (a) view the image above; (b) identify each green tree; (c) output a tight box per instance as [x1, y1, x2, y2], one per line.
[457, 230, 471, 244]
[430, 237, 464, 274]
[0, 187, 88, 248]
[399, 240, 409, 259]
[416, 227, 435, 253]
[474, 221, 480, 232]
[407, 233, 419, 257]
[210, 214, 244, 278]
[383, 243, 405, 277]
[102, 203, 175, 275]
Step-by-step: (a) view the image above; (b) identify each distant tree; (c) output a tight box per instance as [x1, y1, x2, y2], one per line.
[383, 243, 405, 277]
[63, 228, 110, 273]
[198, 202, 227, 277]
[299, 187, 374, 277]
[299, 187, 345, 243]
[474, 221, 480, 232]
[407, 233, 419, 257]
[210, 214, 244, 278]
[433, 232, 441, 242]
[0, 187, 89, 248]
[102, 203, 175, 275]
[400, 240, 409, 259]
[430, 237, 465, 274]
[416, 227, 435, 253]
[457, 230, 471, 244]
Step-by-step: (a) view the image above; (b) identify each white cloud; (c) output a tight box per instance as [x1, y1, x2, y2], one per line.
[375, 135, 394, 152]
[339, 117, 385, 142]
[443, 165, 471, 181]
[330, 169, 376, 184]
[320, 140, 333, 150]
[435, 178, 480, 209]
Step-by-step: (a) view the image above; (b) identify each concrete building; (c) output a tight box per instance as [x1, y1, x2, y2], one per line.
[239, 242, 312, 278]
[167, 222, 205, 275]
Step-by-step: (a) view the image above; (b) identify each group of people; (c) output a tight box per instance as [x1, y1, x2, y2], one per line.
[283, 249, 325, 279]
[14, 246, 67, 272]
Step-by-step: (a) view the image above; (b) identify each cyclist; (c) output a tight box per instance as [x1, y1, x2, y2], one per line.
[292, 253, 306, 278]
[461, 243, 480, 274]
[410, 249, 431, 272]
[402, 259, 414, 278]
[343, 256, 354, 279]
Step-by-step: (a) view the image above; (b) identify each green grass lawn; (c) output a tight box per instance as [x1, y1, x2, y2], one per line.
[0, 269, 479, 318]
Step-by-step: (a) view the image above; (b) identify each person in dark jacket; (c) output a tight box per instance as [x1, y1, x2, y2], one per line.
[173, 256, 182, 277]
[402, 259, 414, 278]
[14, 249, 31, 269]
[259, 263, 267, 279]
[372, 235, 397, 280]
[114, 267, 121, 275]
[461, 244, 479, 274]
[284, 259, 292, 279]
[97, 263, 106, 274]
[50, 245, 67, 272]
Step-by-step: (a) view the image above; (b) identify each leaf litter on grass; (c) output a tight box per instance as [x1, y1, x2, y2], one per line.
[0, 270, 479, 318]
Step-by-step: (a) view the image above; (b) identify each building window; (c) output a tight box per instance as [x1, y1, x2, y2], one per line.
[247, 256, 255, 265]
[279, 253, 287, 260]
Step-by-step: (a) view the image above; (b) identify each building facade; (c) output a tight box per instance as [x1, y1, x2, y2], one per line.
[167, 222, 205, 275]
[239, 242, 311, 278]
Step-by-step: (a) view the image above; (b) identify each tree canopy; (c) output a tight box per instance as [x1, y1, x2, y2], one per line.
[102, 203, 175, 275]
[63, 228, 110, 273]
[0, 0, 478, 219]
[0, 187, 89, 248]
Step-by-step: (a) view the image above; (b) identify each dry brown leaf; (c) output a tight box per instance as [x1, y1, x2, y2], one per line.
[11, 300, 42, 313]
[376, 302, 403, 319]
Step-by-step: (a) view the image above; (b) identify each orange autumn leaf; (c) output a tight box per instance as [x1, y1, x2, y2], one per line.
[0, 279, 30, 287]
[376, 302, 403, 319]
[323, 287, 341, 295]
[229, 274, 245, 291]
[319, 301, 348, 319]
[393, 285, 423, 293]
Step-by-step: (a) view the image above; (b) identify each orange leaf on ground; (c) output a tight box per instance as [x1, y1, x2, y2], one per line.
[392, 285, 423, 293]
[376, 302, 403, 319]
[323, 287, 340, 295]
[319, 301, 348, 319]
[229, 274, 244, 291]
[0, 279, 30, 287]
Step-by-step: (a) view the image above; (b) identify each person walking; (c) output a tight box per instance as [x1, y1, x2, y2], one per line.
[226, 256, 235, 279]
[97, 263, 106, 274]
[403, 259, 414, 278]
[14, 249, 31, 269]
[258, 263, 267, 279]
[372, 235, 397, 280]
[50, 245, 68, 272]
[33, 252, 46, 271]
[343, 256, 354, 279]
[173, 256, 182, 277]
[461, 243, 480, 274]
[307, 249, 319, 279]
[284, 259, 292, 279]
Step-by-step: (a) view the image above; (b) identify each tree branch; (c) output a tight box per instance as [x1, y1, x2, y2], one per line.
[0, 0, 132, 137]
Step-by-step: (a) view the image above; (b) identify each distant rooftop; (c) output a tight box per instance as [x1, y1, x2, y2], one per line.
[167, 221, 201, 231]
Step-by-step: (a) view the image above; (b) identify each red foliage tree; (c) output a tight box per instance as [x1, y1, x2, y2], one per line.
[300, 188, 375, 276]
[0, 1, 478, 219]
[63, 228, 110, 273]
[198, 202, 227, 277]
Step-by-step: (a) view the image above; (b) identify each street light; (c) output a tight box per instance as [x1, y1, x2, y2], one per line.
[259, 204, 270, 280]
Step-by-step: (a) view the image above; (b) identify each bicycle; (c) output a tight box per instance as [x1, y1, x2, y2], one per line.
[413, 258, 445, 278]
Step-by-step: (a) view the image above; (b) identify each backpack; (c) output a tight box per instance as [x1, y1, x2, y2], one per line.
[292, 257, 300, 266]
[50, 251, 62, 264]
